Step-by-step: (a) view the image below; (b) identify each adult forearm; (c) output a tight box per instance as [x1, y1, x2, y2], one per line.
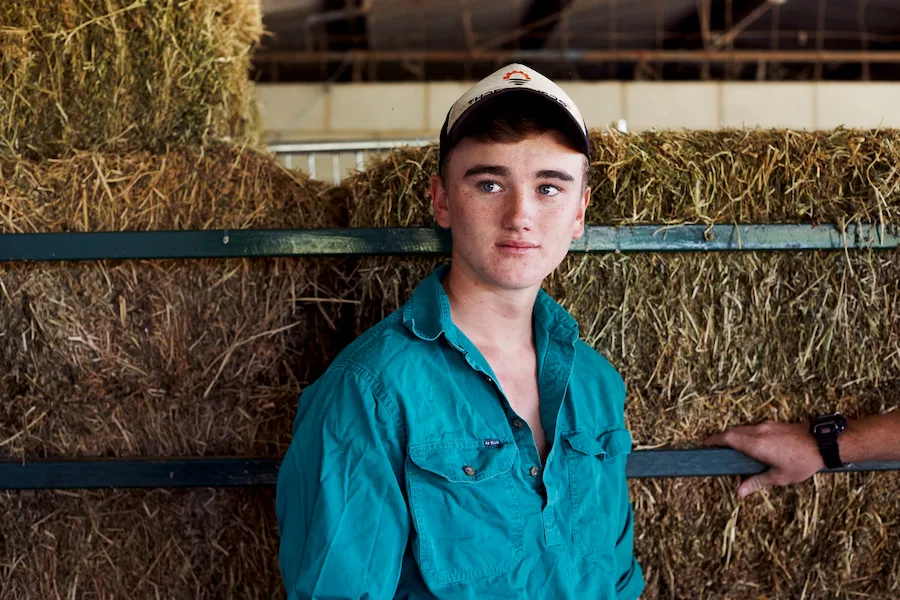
[703, 409, 900, 498]
[840, 411, 900, 463]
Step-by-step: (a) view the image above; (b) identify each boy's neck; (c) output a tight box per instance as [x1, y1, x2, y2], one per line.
[441, 265, 540, 354]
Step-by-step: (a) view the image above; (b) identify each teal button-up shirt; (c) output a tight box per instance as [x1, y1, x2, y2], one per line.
[277, 265, 644, 599]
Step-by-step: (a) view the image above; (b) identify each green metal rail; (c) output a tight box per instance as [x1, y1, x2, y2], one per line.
[2, 452, 898, 490]
[2, 221, 898, 487]
[1, 224, 897, 262]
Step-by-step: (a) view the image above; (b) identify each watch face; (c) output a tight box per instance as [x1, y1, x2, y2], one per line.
[814, 422, 835, 436]
[813, 414, 847, 437]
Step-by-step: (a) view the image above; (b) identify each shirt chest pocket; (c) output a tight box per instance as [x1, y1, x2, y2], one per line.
[406, 441, 523, 585]
[563, 428, 632, 559]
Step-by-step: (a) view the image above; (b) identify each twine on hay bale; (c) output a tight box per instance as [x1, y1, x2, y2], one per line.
[0, 145, 354, 459]
[0, 0, 263, 159]
[342, 128, 900, 599]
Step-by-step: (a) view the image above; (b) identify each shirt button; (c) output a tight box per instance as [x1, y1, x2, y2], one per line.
[529, 466, 539, 478]
[512, 418, 524, 429]
[462, 465, 476, 477]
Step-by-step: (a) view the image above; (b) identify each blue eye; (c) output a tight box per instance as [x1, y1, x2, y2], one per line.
[538, 184, 560, 196]
[480, 181, 502, 193]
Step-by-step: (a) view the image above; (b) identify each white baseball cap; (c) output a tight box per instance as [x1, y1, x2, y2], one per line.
[438, 63, 590, 171]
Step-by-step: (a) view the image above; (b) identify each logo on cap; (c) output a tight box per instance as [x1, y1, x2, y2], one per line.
[502, 70, 530, 86]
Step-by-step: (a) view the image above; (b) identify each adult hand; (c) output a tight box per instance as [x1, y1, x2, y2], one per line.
[703, 421, 824, 498]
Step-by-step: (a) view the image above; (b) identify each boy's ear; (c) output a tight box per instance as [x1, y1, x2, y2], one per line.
[572, 186, 590, 240]
[431, 175, 452, 229]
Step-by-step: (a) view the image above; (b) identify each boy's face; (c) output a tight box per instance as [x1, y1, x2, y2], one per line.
[431, 130, 589, 293]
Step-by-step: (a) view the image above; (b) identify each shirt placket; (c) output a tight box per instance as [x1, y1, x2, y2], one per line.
[534, 331, 575, 548]
[451, 328, 575, 549]
[447, 337, 546, 483]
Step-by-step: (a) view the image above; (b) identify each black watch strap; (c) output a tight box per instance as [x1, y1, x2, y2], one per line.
[810, 414, 847, 469]
[817, 436, 843, 469]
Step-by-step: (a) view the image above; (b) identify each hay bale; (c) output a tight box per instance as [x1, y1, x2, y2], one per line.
[347, 253, 900, 599]
[0, 0, 262, 159]
[3, 126, 898, 597]
[590, 129, 900, 224]
[600, 250, 900, 599]
[1, 488, 280, 599]
[546, 252, 900, 411]
[0, 145, 354, 458]
[0, 144, 343, 232]
[347, 129, 900, 226]
[345, 146, 442, 334]
[344, 129, 900, 599]
[632, 471, 900, 599]
[347, 145, 439, 228]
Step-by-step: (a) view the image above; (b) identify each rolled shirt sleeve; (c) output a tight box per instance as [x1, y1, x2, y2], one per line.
[276, 364, 409, 600]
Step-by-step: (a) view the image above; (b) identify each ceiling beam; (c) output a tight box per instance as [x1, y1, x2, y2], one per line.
[253, 48, 900, 64]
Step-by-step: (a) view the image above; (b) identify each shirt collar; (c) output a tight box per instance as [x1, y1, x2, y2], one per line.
[402, 265, 579, 345]
[533, 287, 579, 343]
[402, 264, 453, 342]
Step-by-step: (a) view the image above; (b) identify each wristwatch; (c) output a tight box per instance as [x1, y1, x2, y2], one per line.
[810, 413, 848, 469]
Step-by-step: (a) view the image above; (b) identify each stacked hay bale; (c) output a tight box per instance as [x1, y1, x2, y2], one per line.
[0, 0, 262, 157]
[346, 129, 900, 599]
[4, 6, 898, 594]
[0, 2, 349, 597]
[0, 146, 352, 598]
[0, 148, 350, 458]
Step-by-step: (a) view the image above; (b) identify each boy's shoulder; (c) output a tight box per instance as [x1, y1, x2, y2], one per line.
[570, 339, 628, 420]
[573, 339, 622, 381]
[329, 308, 417, 374]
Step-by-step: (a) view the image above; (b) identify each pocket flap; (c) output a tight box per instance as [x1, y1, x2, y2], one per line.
[565, 428, 632, 460]
[409, 441, 517, 483]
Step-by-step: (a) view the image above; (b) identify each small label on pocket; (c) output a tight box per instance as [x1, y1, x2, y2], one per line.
[483, 439, 502, 447]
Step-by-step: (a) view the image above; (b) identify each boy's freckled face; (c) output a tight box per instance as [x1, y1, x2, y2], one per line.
[431, 131, 589, 292]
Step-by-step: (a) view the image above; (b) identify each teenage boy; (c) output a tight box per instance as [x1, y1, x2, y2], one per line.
[277, 63, 644, 600]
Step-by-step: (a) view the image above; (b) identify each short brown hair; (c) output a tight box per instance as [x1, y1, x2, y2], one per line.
[441, 97, 590, 189]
